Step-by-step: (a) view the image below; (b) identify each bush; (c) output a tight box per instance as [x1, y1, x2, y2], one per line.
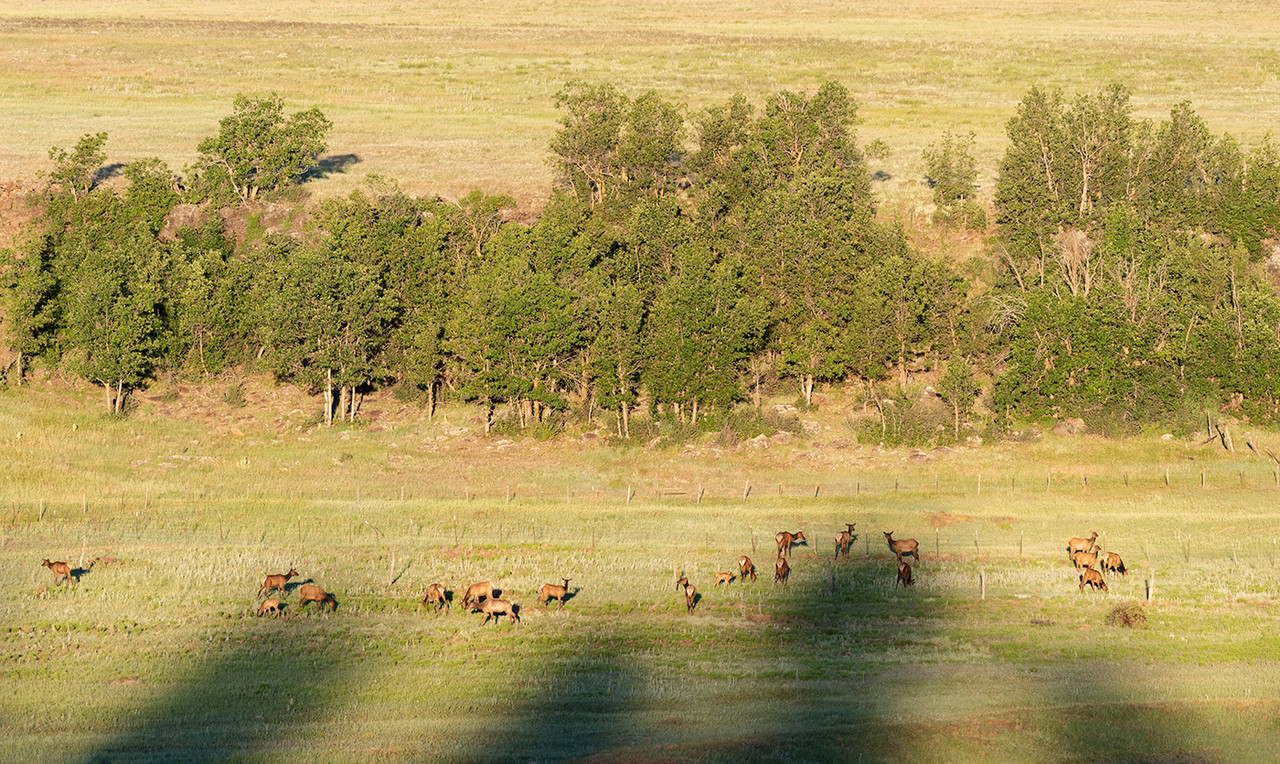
[1105, 602, 1148, 629]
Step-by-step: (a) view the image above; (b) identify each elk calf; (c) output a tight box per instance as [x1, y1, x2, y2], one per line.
[835, 523, 857, 559]
[738, 556, 756, 583]
[461, 581, 496, 608]
[475, 597, 520, 625]
[775, 556, 790, 585]
[255, 598, 282, 617]
[1072, 550, 1098, 570]
[41, 559, 72, 585]
[1079, 568, 1108, 593]
[538, 578, 572, 609]
[1101, 552, 1127, 576]
[776, 530, 806, 558]
[297, 583, 338, 612]
[883, 532, 919, 564]
[1067, 532, 1099, 559]
[422, 583, 449, 612]
[714, 572, 734, 587]
[258, 568, 299, 598]
[895, 561, 914, 588]
[684, 583, 698, 613]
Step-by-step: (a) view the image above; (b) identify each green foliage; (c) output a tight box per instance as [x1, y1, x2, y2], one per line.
[122, 158, 180, 235]
[46, 132, 107, 202]
[923, 130, 979, 228]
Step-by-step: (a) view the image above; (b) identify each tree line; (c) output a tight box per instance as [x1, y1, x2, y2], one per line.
[3, 82, 1280, 440]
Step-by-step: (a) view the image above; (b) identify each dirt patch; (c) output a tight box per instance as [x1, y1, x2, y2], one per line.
[927, 511, 973, 528]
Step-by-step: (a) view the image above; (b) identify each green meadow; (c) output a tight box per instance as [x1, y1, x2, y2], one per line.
[3, 386, 1280, 761]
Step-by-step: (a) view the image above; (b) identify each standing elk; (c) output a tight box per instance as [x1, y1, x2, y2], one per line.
[776, 530, 807, 558]
[1071, 550, 1098, 570]
[895, 561, 914, 588]
[41, 559, 72, 585]
[1101, 552, 1127, 576]
[1067, 532, 1099, 559]
[255, 598, 283, 617]
[422, 583, 449, 612]
[1079, 568, 1108, 593]
[738, 555, 757, 583]
[461, 581, 496, 608]
[538, 578, 572, 609]
[258, 568, 299, 598]
[883, 532, 920, 564]
[835, 523, 857, 559]
[297, 583, 338, 612]
[714, 572, 734, 587]
[684, 582, 698, 613]
[775, 556, 790, 584]
[675, 574, 689, 592]
[475, 597, 520, 625]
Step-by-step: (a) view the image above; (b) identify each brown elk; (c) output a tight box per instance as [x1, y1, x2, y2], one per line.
[684, 582, 698, 613]
[675, 574, 689, 592]
[537, 578, 572, 609]
[42, 559, 72, 585]
[258, 568, 299, 598]
[775, 556, 790, 584]
[738, 555, 756, 583]
[461, 581, 496, 608]
[835, 523, 857, 559]
[883, 532, 919, 564]
[422, 583, 449, 612]
[1071, 550, 1098, 570]
[776, 530, 807, 558]
[255, 598, 282, 617]
[297, 583, 338, 612]
[475, 597, 520, 625]
[1067, 532, 1099, 559]
[1079, 567, 1108, 593]
[1101, 552, 1127, 576]
[895, 561, 914, 588]
[714, 572, 734, 587]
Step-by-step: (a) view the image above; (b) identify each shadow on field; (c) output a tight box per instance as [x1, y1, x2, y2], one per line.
[302, 153, 361, 181]
[84, 607, 352, 763]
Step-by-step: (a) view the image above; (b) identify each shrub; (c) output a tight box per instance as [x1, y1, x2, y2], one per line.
[1105, 602, 1148, 629]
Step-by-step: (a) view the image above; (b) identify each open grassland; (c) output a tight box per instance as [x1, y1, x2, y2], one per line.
[3, 388, 1280, 761]
[2, 0, 1280, 209]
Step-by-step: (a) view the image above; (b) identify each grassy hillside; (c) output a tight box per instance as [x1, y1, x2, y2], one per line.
[3, 0, 1280, 210]
[3, 385, 1280, 761]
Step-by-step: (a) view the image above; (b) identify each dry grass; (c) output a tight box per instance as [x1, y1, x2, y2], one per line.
[2, 0, 1279, 212]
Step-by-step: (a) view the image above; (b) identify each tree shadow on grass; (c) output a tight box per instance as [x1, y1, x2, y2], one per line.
[300, 154, 361, 182]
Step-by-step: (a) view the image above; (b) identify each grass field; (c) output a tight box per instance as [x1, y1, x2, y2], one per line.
[3, 1, 1280, 210]
[3, 385, 1280, 761]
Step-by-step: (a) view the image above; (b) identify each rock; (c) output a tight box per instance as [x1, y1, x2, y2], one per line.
[770, 431, 793, 445]
[801, 419, 822, 434]
[908, 448, 934, 462]
[772, 403, 799, 415]
[1050, 418, 1086, 436]
[745, 434, 771, 449]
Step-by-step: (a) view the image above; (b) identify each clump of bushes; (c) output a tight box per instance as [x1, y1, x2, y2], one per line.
[1105, 602, 1148, 629]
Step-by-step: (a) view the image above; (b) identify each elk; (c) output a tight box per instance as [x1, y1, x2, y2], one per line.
[883, 532, 919, 564]
[776, 530, 807, 558]
[1067, 532, 1099, 559]
[775, 556, 790, 584]
[1071, 550, 1098, 570]
[297, 583, 338, 612]
[475, 597, 520, 625]
[1079, 567, 1108, 593]
[835, 523, 857, 559]
[537, 578, 572, 609]
[684, 582, 698, 613]
[738, 555, 756, 583]
[714, 572, 734, 587]
[895, 561, 914, 588]
[258, 568, 299, 598]
[41, 559, 72, 585]
[461, 581, 496, 608]
[422, 583, 449, 612]
[675, 574, 689, 592]
[1101, 552, 1127, 576]
[255, 598, 282, 617]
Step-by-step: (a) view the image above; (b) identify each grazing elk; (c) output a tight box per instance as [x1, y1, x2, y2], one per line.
[475, 598, 520, 625]
[835, 523, 857, 559]
[1101, 552, 1127, 576]
[422, 583, 449, 612]
[776, 530, 807, 558]
[297, 583, 338, 612]
[1079, 568, 1108, 593]
[714, 572, 734, 587]
[684, 582, 698, 613]
[41, 559, 73, 585]
[775, 556, 790, 585]
[1071, 550, 1098, 570]
[537, 578, 572, 609]
[255, 598, 283, 617]
[883, 532, 920, 564]
[738, 555, 757, 583]
[1067, 532, 1099, 559]
[895, 561, 914, 588]
[461, 581, 496, 608]
[258, 568, 299, 598]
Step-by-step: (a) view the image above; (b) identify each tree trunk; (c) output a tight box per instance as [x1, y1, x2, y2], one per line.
[15, 352, 22, 386]
[427, 379, 436, 420]
[115, 380, 125, 415]
[620, 402, 629, 439]
[803, 374, 815, 407]
[338, 385, 348, 424]
[691, 396, 699, 426]
[484, 398, 493, 435]
[103, 381, 113, 414]
[324, 369, 334, 426]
